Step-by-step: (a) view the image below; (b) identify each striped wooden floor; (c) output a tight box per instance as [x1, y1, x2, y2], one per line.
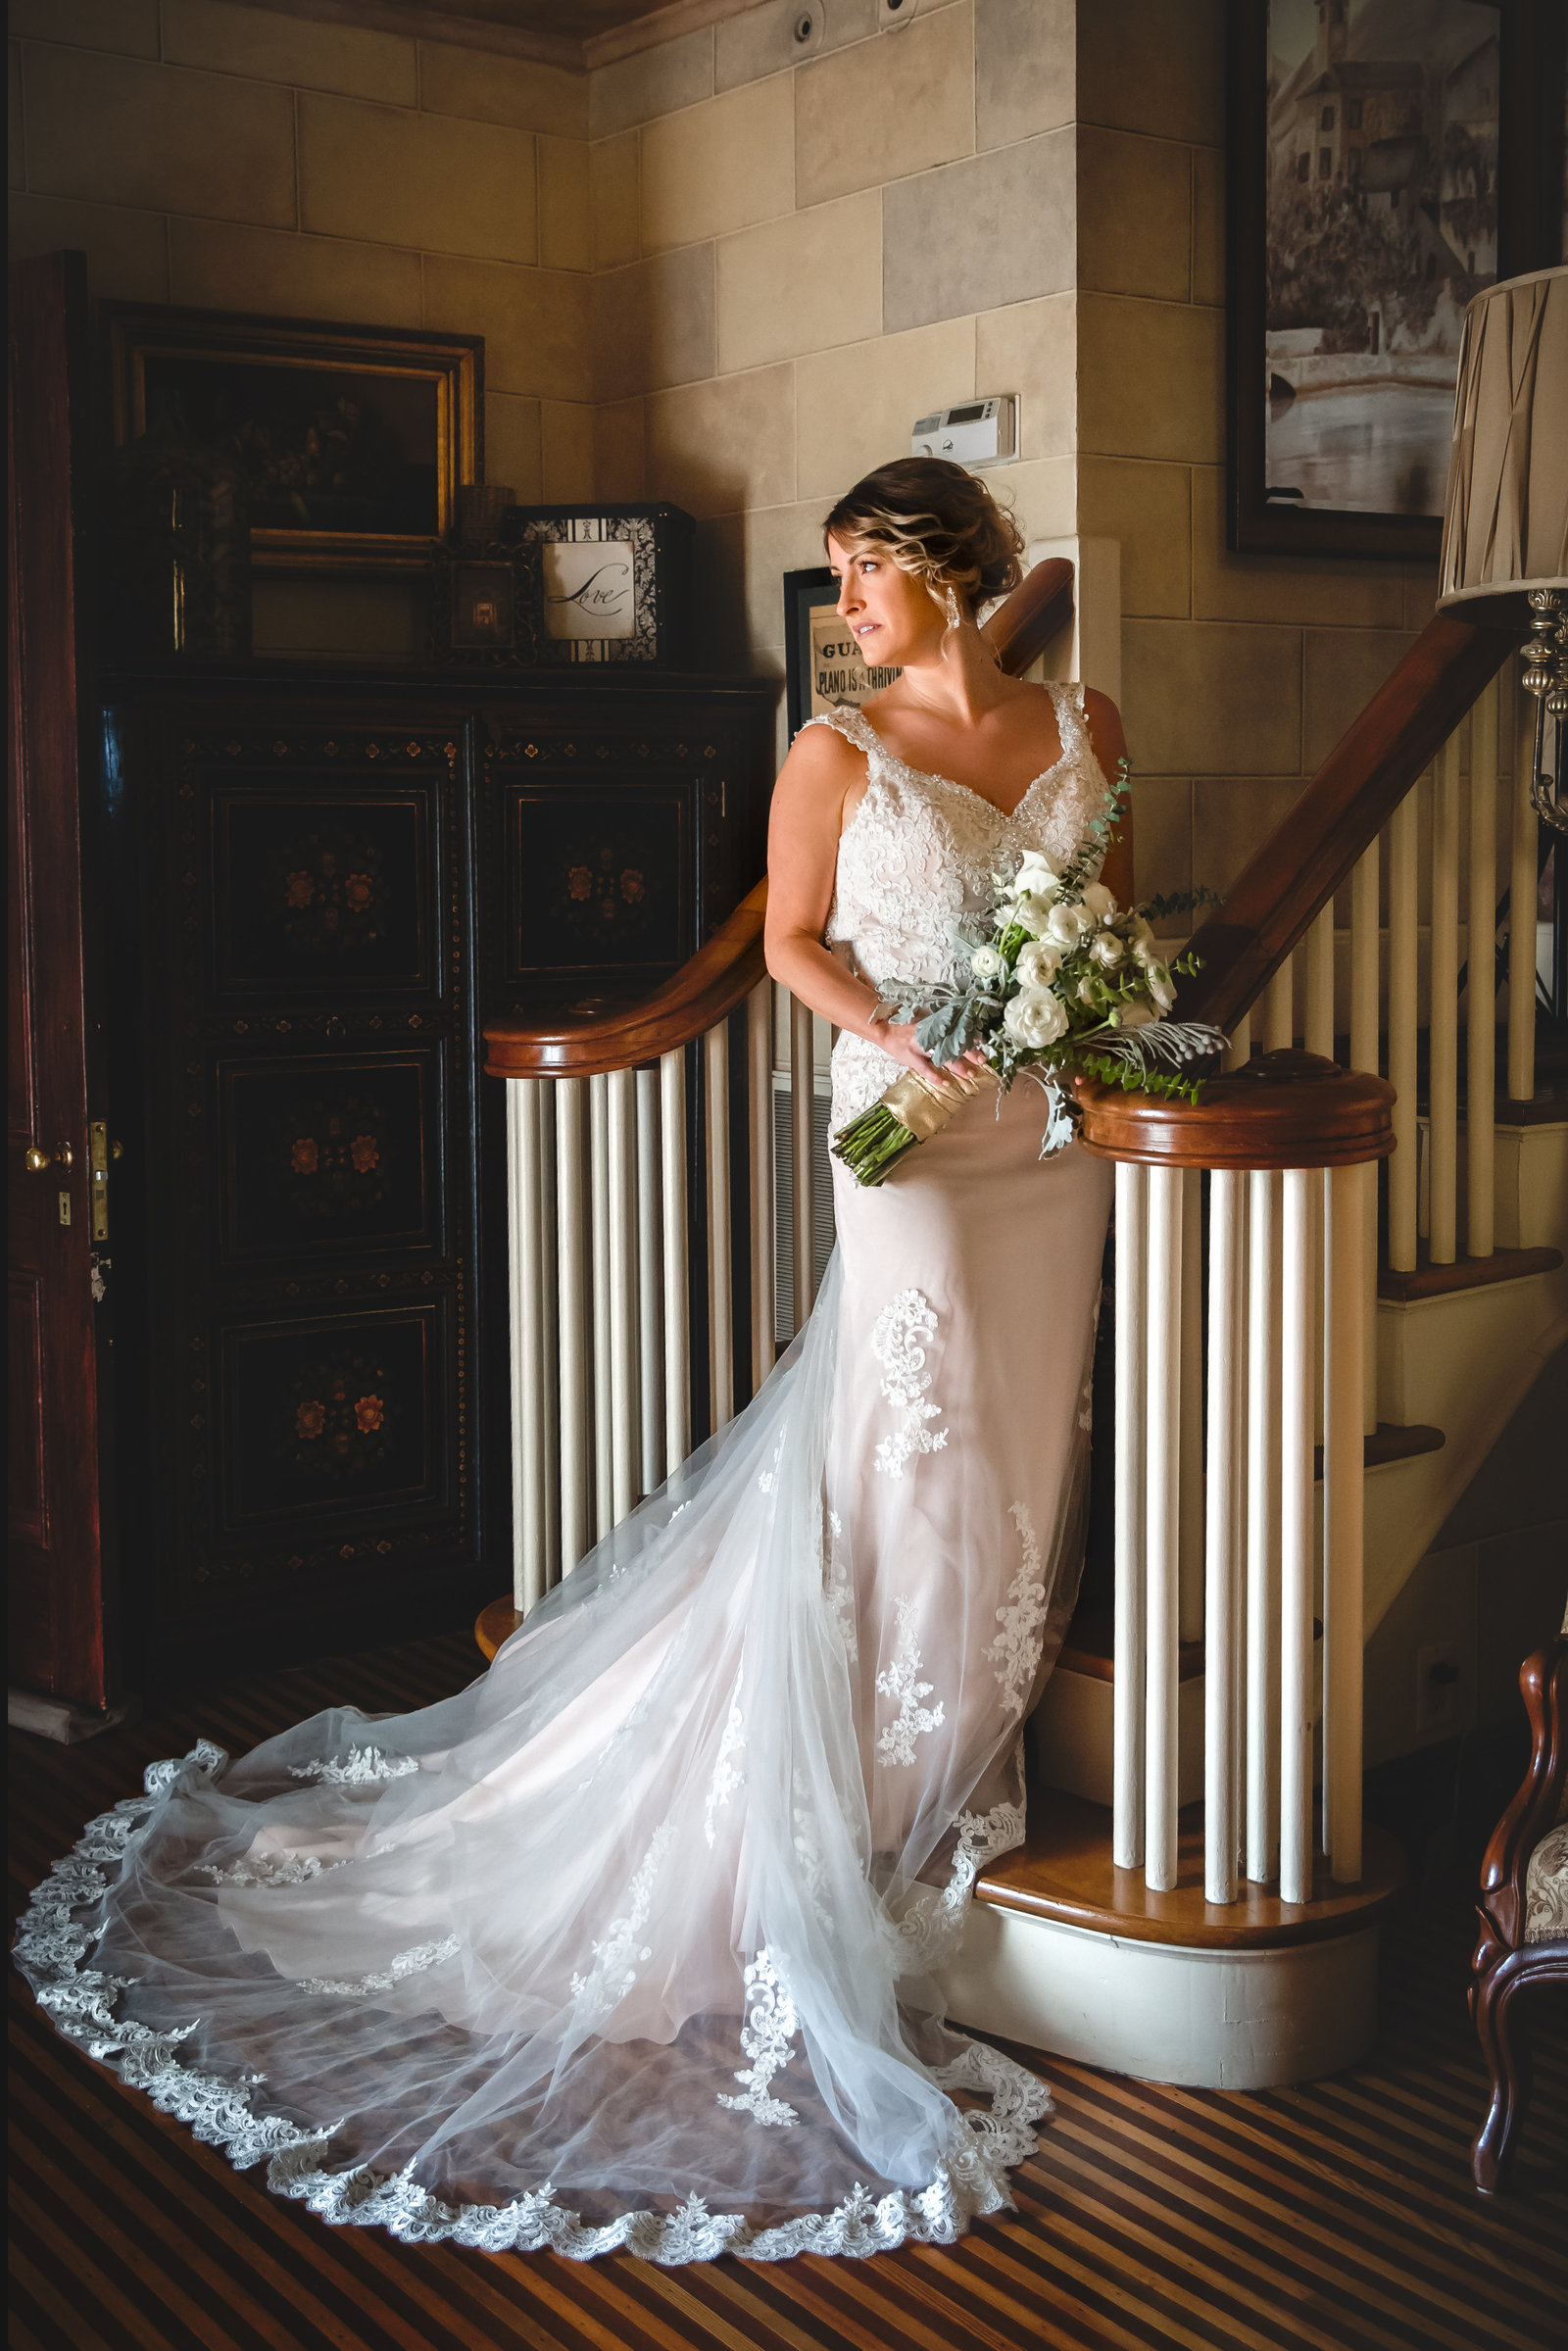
[10, 1629, 1566, 2351]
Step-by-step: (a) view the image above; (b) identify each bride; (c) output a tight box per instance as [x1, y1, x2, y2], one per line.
[17, 459, 1130, 2265]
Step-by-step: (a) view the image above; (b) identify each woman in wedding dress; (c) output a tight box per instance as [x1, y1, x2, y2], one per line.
[17, 459, 1129, 2264]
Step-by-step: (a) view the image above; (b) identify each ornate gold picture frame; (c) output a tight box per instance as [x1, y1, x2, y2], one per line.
[104, 303, 482, 575]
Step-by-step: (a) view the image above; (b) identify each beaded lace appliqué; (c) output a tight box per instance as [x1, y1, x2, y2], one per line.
[567, 1824, 674, 2028]
[875, 1596, 946, 1767]
[703, 1693, 747, 1849]
[298, 1935, 460, 2000]
[288, 1745, 418, 1787]
[984, 1502, 1049, 1720]
[200, 1850, 348, 1888]
[896, 1799, 1027, 1973]
[715, 1949, 802, 2128]
[871, 1290, 947, 1479]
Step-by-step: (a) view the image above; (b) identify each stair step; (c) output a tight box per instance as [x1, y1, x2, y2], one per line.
[1312, 1421, 1443, 1478]
[1058, 1611, 1202, 1685]
[975, 1789, 1405, 1948]
[1378, 1245, 1563, 1302]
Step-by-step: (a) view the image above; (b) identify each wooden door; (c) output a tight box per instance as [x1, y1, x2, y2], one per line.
[7, 251, 117, 1709]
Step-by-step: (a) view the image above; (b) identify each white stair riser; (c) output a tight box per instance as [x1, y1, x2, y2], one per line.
[941, 1905, 1380, 2090]
[1031, 1668, 1203, 1809]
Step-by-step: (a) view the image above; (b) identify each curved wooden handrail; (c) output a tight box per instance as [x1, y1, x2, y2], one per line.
[483, 558, 1076, 1080]
[1179, 610, 1513, 1034]
[1075, 1049, 1396, 1170]
[484, 879, 769, 1079]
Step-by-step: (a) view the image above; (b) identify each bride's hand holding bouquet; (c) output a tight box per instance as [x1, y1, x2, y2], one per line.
[832, 766, 1225, 1187]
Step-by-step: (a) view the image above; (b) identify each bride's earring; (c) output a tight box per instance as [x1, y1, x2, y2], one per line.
[941, 584, 962, 632]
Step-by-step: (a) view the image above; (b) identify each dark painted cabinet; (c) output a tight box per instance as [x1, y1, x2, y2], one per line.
[100, 665, 774, 1684]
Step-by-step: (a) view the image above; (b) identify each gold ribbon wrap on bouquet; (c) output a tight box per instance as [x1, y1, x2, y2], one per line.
[881, 1060, 1003, 1140]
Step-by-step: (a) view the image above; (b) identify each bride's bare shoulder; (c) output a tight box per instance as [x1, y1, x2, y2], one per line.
[771, 714, 868, 823]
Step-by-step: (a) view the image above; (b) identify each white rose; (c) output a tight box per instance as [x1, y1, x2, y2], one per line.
[1132, 934, 1157, 967]
[1046, 901, 1093, 946]
[1081, 881, 1117, 921]
[970, 943, 1006, 980]
[1091, 932, 1124, 967]
[1014, 939, 1062, 988]
[1147, 961, 1177, 1011]
[1003, 986, 1069, 1048]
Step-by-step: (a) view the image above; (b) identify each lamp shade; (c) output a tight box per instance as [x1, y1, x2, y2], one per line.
[1438, 266, 1568, 612]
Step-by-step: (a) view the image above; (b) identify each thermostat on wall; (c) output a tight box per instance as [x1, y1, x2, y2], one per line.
[911, 396, 1017, 468]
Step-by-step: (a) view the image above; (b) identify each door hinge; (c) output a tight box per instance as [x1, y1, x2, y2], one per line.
[89, 1120, 110, 1243]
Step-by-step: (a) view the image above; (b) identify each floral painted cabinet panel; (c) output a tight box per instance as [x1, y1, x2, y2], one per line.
[98, 670, 773, 1683]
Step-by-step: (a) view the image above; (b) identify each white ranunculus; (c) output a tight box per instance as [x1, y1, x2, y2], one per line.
[1011, 890, 1056, 939]
[1115, 1003, 1155, 1029]
[1081, 881, 1117, 921]
[1046, 900, 1093, 946]
[1014, 938, 1062, 988]
[1091, 932, 1125, 967]
[1078, 976, 1099, 1005]
[970, 943, 1006, 980]
[1132, 934, 1157, 967]
[1147, 961, 1176, 1011]
[1003, 986, 1069, 1048]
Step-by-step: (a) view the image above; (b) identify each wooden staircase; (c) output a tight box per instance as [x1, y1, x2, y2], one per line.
[476, 554, 1566, 2090]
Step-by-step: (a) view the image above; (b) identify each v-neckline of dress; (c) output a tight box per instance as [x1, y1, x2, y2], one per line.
[847, 705, 1074, 828]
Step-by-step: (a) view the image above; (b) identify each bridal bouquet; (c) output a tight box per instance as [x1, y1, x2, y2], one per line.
[832, 768, 1225, 1188]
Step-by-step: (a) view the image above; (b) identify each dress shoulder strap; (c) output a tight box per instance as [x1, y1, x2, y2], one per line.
[797, 705, 881, 763]
[1044, 679, 1090, 766]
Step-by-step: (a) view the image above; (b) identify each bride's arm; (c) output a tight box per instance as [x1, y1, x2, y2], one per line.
[763, 725, 970, 1087]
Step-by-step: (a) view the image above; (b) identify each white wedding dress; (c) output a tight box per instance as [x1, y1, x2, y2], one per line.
[17, 684, 1114, 2264]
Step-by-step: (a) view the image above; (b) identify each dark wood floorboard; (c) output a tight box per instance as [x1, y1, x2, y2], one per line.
[9, 1628, 1565, 2351]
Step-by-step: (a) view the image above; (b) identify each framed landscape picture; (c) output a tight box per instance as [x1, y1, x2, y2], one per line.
[784, 568, 901, 739]
[105, 304, 482, 573]
[1225, 0, 1565, 558]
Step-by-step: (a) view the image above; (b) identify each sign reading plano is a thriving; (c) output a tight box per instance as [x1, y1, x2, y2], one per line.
[808, 607, 899, 718]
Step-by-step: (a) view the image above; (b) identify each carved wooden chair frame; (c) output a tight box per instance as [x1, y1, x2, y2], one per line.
[1470, 1635, 1568, 2192]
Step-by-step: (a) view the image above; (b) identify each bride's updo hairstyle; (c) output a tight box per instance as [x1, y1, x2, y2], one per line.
[822, 456, 1024, 617]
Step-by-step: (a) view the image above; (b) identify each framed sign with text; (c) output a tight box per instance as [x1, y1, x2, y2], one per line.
[503, 504, 694, 667]
[784, 567, 902, 739]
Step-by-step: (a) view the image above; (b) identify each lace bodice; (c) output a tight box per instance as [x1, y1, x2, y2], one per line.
[804, 685, 1108, 1124]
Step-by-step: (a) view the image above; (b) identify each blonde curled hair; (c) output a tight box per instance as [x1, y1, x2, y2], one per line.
[823, 457, 1024, 617]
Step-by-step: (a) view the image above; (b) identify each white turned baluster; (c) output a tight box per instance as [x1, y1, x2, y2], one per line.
[660, 1049, 689, 1480]
[1179, 1170, 1205, 1644]
[636, 1067, 662, 1494]
[1113, 1161, 1148, 1871]
[539, 1086, 559, 1574]
[1468, 680, 1498, 1255]
[589, 1074, 612, 1537]
[1280, 1165, 1316, 1907]
[508, 1081, 549, 1613]
[1204, 1170, 1245, 1904]
[1349, 843, 1380, 1432]
[1245, 1169, 1281, 1885]
[1387, 788, 1419, 1272]
[1507, 659, 1538, 1105]
[1322, 1162, 1365, 1885]
[705, 1020, 733, 1435]
[1263, 955, 1294, 1052]
[607, 1068, 639, 1522]
[555, 1076, 590, 1575]
[747, 980, 775, 1393]
[1429, 723, 1462, 1264]
[1145, 1165, 1184, 1893]
[790, 993, 815, 1334]
[1227, 1011, 1251, 1071]
[1305, 903, 1335, 1058]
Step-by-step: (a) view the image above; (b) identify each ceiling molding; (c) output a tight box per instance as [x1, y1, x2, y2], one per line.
[225, 0, 775, 73]
[582, 0, 762, 71]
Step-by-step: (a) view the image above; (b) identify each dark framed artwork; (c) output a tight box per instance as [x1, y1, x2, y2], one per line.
[503, 504, 693, 666]
[784, 567, 902, 739]
[104, 303, 481, 572]
[1226, 0, 1565, 558]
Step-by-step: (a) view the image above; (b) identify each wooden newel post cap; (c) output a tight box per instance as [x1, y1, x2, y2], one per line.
[1074, 1048, 1396, 1170]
